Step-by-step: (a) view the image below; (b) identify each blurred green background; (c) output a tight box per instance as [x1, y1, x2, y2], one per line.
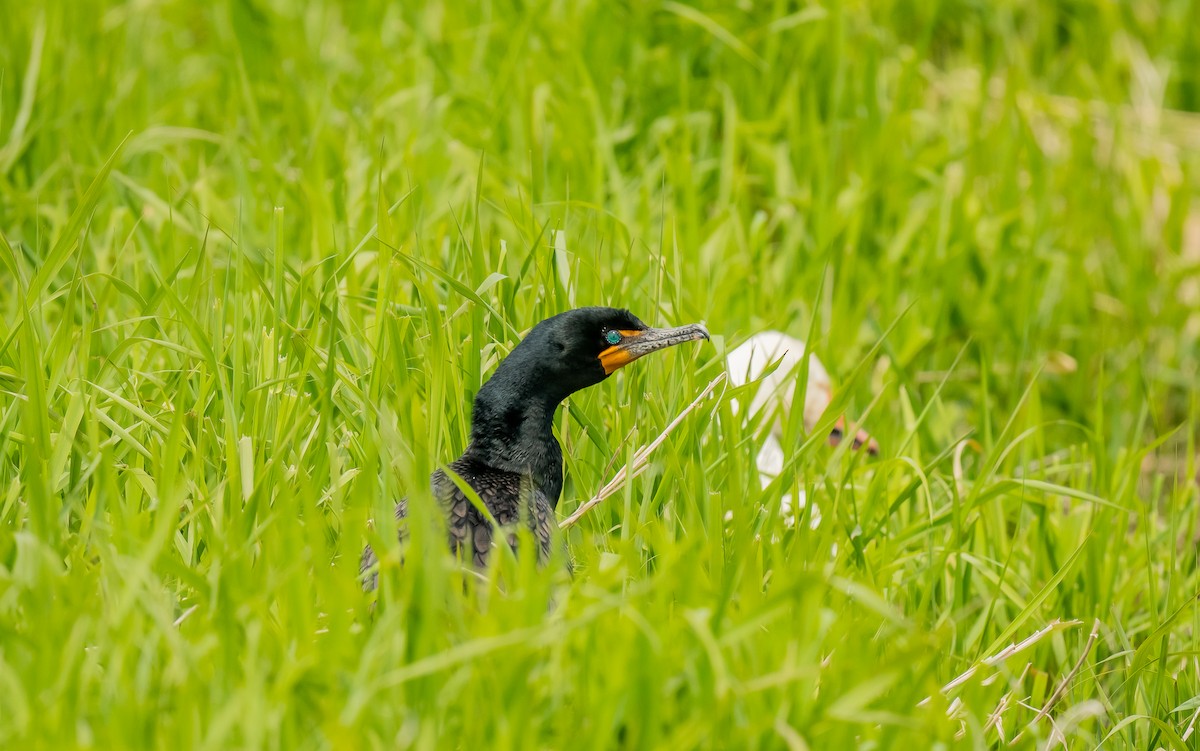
[1, 1, 1198, 748]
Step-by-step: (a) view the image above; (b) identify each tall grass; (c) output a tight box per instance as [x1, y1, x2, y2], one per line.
[1, 1, 1198, 747]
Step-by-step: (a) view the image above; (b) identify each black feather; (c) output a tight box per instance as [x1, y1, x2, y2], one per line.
[360, 307, 705, 589]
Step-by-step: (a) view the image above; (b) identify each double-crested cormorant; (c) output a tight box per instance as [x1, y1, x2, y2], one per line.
[361, 307, 709, 589]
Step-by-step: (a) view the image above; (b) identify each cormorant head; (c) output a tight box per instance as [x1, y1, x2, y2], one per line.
[497, 307, 710, 402]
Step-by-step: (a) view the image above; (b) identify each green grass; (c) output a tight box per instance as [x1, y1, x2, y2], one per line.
[2, 0, 1199, 747]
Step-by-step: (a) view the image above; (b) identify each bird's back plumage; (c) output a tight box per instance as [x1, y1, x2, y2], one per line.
[359, 456, 559, 589]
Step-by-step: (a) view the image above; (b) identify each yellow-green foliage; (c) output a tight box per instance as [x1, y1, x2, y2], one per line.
[1, 1, 1198, 748]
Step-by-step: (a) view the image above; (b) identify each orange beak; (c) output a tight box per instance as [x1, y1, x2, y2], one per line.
[829, 415, 879, 456]
[599, 323, 710, 375]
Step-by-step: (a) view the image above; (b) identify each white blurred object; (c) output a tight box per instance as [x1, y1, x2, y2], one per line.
[726, 331, 877, 528]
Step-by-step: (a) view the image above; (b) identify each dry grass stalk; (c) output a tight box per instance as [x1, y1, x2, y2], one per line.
[1009, 618, 1102, 744]
[559, 373, 726, 530]
[920, 619, 1084, 706]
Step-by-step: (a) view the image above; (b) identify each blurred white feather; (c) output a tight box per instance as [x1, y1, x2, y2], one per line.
[726, 331, 876, 529]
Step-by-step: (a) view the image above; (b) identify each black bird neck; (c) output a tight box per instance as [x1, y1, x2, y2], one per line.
[463, 361, 567, 504]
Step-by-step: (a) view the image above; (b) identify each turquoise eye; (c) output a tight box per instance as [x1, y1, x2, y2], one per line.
[604, 330, 622, 345]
